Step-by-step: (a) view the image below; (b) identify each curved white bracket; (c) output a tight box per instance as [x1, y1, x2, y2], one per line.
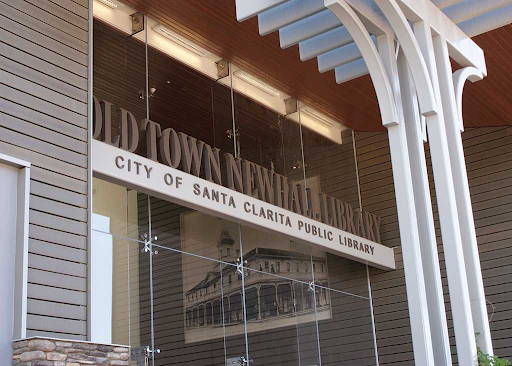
[375, 0, 438, 118]
[325, 0, 399, 127]
[452, 67, 483, 132]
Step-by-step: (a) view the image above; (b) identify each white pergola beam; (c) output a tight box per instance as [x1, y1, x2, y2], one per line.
[453, 67, 483, 131]
[318, 37, 375, 72]
[376, 0, 438, 117]
[377, 33, 437, 366]
[327, 0, 399, 126]
[443, 0, 512, 24]
[416, 17, 478, 363]
[279, 9, 340, 48]
[235, 0, 288, 22]
[431, 0, 464, 10]
[335, 58, 368, 83]
[397, 50, 452, 366]
[346, 0, 394, 35]
[436, 47, 493, 356]
[299, 26, 354, 61]
[457, 4, 512, 37]
[257, 0, 324, 35]
[396, 0, 487, 75]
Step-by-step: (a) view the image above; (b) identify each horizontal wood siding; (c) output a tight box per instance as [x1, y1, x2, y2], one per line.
[356, 127, 512, 364]
[0, 0, 89, 340]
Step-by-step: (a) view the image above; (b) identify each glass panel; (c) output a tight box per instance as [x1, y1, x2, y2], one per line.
[232, 72, 322, 365]
[111, 239, 150, 366]
[92, 177, 148, 243]
[147, 39, 234, 179]
[92, 17, 148, 151]
[93, 12, 151, 360]
[318, 286, 376, 365]
[234, 94, 304, 186]
[146, 49, 246, 364]
[148, 195, 247, 365]
[318, 255, 376, 365]
[151, 246, 241, 365]
[240, 225, 321, 366]
[91, 179, 151, 363]
[300, 124, 359, 220]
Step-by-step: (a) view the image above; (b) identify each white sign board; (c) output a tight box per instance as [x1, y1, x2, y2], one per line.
[93, 140, 395, 270]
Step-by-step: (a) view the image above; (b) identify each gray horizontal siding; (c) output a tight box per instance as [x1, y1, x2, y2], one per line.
[0, 0, 89, 339]
[356, 127, 512, 364]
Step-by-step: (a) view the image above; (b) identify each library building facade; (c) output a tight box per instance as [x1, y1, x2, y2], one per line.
[0, 0, 511, 365]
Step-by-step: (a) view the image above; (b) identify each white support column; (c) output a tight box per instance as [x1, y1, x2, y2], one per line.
[386, 127, 436, 366]
[414, 21, 478, 366]
[433, 36, 494, 355]
[397, 50, 452, 366]
[378, 36, 436, 366]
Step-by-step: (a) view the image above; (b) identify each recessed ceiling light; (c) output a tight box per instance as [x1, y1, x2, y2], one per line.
[153, 24, 211, 57]
[300, 107, 339, 128]
[233, 70, 280, 97]
[97, 0, 124, 9]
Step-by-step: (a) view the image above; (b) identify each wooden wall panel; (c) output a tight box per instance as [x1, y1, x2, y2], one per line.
[0, 0, 89, 340]
[355, 127, 512, 364]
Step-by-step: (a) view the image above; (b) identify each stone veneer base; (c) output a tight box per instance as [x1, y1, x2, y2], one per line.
[12, 337, 130, 366]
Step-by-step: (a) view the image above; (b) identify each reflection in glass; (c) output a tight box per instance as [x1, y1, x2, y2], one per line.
[92, 168, 378, 365]
[147, 36, 235, 185]
[243, 267, 322, 365]
[237, 224, 321, 365]
[92, 18, 148, 151]
[108, 238, 148, 362]
[318, 285, 376, 366]
[146, 201, 246, 365]
[301, 125, 360, 212]
[177, 211, 245, 339]
[317, 253, 376, 365]
[91, 179, 151, 365]
[92, 178, 147, 242]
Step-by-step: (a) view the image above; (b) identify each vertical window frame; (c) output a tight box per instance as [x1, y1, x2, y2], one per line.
[0, 153, 30, 340]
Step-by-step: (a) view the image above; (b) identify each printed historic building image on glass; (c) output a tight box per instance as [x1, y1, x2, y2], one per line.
[181, 211, 331, 343]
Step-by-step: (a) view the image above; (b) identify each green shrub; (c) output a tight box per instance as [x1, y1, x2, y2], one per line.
[478, 347, 511, 366]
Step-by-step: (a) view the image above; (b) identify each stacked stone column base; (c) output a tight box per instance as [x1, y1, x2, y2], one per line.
[12, 338, 130, 366]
